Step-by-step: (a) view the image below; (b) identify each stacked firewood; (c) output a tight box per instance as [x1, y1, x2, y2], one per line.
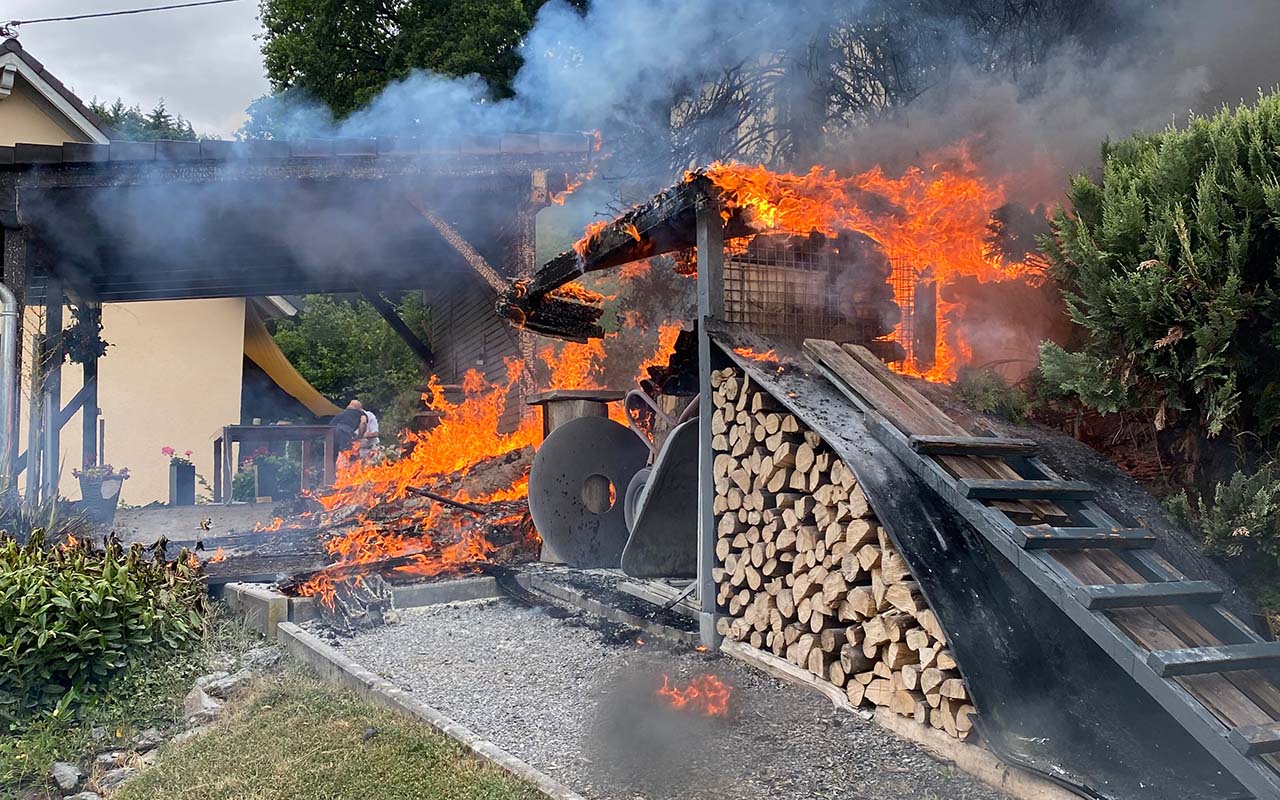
[710, 365, 976, 740]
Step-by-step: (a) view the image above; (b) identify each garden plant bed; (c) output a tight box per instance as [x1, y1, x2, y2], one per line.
[329, 597, 1010, 800]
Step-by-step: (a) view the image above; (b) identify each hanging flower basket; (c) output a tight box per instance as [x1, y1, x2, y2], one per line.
[61, 306, 110, 365]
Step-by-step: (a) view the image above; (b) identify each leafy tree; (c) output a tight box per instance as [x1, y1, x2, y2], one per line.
[256, 0, 563, 120]
[89, 98, 198, 141]
[1038, 91, 1280, 452]
[270, 294, 432, 436]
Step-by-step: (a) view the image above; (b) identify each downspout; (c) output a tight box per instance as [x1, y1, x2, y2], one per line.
[0, 281, 16, 487]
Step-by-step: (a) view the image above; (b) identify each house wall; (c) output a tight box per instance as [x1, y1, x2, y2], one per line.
[424, 277, 527, 433]
[20, 299, 247, 505]
[0, 81, 91, 146]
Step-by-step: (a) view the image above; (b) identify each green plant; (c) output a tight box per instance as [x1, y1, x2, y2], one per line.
[953, 367, 1029, 422]
[60, 305, 110, 365]
[1039, 91, 1280, 442]
[0, 488, 95, 547]
[161, 446, 194, 468]
[1166, 462, 1280, 565]
[0, 533, 206, 724]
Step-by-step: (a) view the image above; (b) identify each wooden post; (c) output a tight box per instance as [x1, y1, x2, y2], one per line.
[41, 276, 62, 501]
[80, 303, 100, 471]
[213, 435, 224, 502]
[696, 195, 725, 648]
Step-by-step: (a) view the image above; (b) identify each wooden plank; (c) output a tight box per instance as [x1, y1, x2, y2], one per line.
[1078, 581, 1223, 610]
[958, 479, 1094, 501]
[1150, 644, 1280, 677]
[909, 435, 1038, 457]
[1019, 526, 1156, 550]
[1230, 722, 1280, 756]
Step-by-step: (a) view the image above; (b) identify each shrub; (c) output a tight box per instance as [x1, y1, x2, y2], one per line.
[953, 367, 1029, 422]
[0, 533, 206, 724]
[1166, 462, 1280, 566]
[1039, 90, 1280, 440]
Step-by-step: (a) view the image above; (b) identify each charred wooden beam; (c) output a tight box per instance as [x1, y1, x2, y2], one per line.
[362, 290, 434, 366]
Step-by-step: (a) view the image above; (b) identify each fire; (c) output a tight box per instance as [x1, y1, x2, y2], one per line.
[657, 674, 732, 716]
[694, 146, 1035, 380]
[253, 517, 285, 532]
[296, 320, 683, 606]
[573, 220, 610, 257]
[549, 167, 595, 206]
[209, 547, 227, 564]
[732, 346, 777, 362]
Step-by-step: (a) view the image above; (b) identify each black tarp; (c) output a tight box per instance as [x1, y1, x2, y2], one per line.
[709, 321, 1247, 800]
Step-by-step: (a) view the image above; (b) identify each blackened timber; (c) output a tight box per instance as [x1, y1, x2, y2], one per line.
[957, 478, 1094, 501]
[1229, 722, 1280, 756]
[1077, 581, 1223, 610]
[909, 435, 1038, 457]
[362, 291, 434, 365]
[1019, 525, 1156, 550]
[1148, 643, 1280, 677]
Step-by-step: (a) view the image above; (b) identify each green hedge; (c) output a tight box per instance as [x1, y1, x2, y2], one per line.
[1040, 90, 1280, 440]
[0, 533, 205, 724]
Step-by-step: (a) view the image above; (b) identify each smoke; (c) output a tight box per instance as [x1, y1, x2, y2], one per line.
[825, 0, 1280, 205]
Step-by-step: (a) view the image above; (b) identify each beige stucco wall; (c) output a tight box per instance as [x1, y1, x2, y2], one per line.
[0, 80, 90, 146]
[20, 300, 247, 506]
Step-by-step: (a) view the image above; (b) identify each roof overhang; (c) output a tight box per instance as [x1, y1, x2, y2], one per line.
[0, 50, 109, 144]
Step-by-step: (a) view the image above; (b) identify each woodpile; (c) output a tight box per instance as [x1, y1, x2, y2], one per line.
[711, 365, 975, 740]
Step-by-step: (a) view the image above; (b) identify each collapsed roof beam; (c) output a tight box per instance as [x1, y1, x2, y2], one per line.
[362, 290, 433, 367]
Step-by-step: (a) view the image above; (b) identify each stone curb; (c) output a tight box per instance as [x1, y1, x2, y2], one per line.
[275, 621, 587, 800]
[720, 640, 1079, 800]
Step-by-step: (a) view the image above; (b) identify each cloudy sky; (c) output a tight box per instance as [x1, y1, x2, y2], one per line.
[7, 0, 269, 137]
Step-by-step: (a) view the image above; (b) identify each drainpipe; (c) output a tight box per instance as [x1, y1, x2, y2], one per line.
[0, 281, 16, 488]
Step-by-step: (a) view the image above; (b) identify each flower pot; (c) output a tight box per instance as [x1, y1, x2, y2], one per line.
[169, 462, 196, 506]
[78, 475, 123, 526]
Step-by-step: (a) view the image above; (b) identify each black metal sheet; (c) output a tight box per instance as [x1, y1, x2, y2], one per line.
[621, 419, 698, 578]
[709, 321, 1247, 800]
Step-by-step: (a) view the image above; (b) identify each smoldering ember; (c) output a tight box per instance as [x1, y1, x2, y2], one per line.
[9, 2, 1280, 799]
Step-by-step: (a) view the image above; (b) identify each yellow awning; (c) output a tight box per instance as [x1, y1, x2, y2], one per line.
[243, 305, 343, 417]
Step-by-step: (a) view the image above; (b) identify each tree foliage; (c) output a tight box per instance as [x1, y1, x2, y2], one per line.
[1039, 91, 1280, 442]
[270, 294, 431, 433]
[89, 98, 198, 141]
[256, 0, 563, 119]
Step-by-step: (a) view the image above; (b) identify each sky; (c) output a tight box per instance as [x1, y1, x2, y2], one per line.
[6, 0, 269, 137]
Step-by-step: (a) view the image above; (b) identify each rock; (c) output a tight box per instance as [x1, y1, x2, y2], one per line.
[138, 750, 160, 767]
[66, 793, 102, 800]
[204, 669, 253, 700]
[194, 671, 230, 690]
[170, 726, 208, 745]
[360, 726, 378, 741]
[240, 645, 282, 673]
[97, 767, 138, 793]
[89, 727, 109, 742]
[183, 686, 223, 723]
[93, 752, 125, 769]
[130, 727, 164, 753]
[49, 761, 83, 791]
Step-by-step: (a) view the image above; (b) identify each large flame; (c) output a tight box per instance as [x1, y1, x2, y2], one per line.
[696, 146, 1034, 380]
[296, 323, 683, 605]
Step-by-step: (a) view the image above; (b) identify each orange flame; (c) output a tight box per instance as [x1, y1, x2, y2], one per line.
[693, 145, 1034, 380]
[549, 167, 595, 206]
[657, 674, 732, 716]
[209, 547, 227, 564]
[732, 346, 777, 362]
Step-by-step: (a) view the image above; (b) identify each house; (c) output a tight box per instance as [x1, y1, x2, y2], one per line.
[0, 37, 341, 505]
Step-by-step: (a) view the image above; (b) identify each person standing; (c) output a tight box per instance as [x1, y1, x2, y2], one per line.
[360, 406, 380, 457]
[331, 400, 367, 455]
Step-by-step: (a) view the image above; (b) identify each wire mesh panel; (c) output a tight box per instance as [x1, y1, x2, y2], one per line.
[890, 254, 917, 368]
[722, 233, 892, 347]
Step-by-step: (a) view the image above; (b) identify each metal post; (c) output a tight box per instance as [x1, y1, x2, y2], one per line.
[0, 281, 18, 488]
[25, 332, 41, 500]
[80, 303, 100, 470]
[41, 276, 62, 500]
[695, 196, 725, 648]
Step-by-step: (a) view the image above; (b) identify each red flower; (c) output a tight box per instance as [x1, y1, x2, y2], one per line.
[161, 446, 175, 456]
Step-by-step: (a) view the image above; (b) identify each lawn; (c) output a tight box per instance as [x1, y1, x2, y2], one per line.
[113, 668, 542, 800]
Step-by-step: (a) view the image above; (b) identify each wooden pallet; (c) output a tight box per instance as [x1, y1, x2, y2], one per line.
[804, 339, 1280, 800]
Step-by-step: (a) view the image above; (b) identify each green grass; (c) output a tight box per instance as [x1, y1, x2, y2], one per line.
[113, 668, 541, 800]
[0, 606, 262, 799]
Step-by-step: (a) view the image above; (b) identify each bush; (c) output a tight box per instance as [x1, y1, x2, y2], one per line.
[1166, 462, 1280, 566]
[953, 367, 1029, 422]
[1040, 91, 1280, 440]
[0, 533, 206, 724]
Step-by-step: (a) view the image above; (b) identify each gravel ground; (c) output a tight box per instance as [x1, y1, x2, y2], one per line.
[333, 598, 1009, 800]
